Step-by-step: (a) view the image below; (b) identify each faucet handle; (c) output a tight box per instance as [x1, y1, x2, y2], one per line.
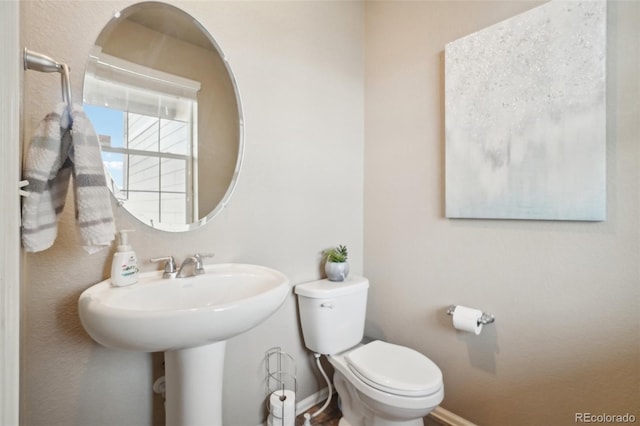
[150, 256, 177, 279]
[193, 253, 214, 274]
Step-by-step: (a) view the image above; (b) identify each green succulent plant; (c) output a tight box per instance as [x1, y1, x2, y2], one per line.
[324, 244, 348, 263]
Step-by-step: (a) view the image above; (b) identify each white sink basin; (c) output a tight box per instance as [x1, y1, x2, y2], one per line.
[78, 263, 290, 352]
[79, 263, 290, 425]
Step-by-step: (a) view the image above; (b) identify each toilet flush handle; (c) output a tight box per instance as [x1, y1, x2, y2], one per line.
[320, 302, 333, 309]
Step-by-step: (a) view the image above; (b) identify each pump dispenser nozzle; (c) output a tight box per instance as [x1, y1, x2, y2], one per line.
[116, 229, 134, 251]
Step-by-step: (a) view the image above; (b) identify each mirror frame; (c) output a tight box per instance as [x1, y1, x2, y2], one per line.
[83, 1, 244, 232]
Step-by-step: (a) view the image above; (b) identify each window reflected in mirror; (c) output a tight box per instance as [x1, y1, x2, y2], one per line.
[85, 50, 200, 226]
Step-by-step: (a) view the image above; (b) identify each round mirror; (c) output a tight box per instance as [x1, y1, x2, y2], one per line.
[83, 2, 243, 232]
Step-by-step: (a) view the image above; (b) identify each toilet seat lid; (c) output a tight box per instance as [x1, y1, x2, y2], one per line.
[345, 341, 443, 397]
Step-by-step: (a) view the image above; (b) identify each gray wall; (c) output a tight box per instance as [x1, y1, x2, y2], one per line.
[20, 1, 364, 425]
[20, 1, 639, 426]
[364, 1, 639, 425]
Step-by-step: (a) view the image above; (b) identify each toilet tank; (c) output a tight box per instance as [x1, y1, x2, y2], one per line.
[295, 276, 369, 355]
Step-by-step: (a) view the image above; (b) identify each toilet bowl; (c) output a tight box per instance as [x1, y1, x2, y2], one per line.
[329, 341, 444, 426]
[295, 276, 444, 426]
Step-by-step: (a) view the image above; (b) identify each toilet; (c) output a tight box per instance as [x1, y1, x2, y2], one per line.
[295, 276, 444, 426]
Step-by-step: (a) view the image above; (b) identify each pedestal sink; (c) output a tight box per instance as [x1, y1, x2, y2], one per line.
[78, 263, 289, 426]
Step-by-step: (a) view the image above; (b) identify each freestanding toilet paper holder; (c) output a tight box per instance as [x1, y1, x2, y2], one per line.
[265, 347, 297, 425]
[446, 305, 495, 325]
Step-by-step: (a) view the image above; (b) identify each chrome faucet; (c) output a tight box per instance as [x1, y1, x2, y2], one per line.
[151, 254, 214, 279]
[176, 253, 214, 278]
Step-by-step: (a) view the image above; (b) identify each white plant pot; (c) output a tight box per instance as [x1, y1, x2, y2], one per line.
[325, 261, 349, 282]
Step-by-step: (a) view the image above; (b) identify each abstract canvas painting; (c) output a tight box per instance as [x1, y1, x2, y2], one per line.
[445, 0, 607, 220]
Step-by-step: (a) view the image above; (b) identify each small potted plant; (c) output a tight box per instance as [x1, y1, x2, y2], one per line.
[324, 244, 349, 282]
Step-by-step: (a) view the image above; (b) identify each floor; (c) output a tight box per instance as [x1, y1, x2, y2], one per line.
[294, 396, 448, 426]
[295, 395, 341, 426]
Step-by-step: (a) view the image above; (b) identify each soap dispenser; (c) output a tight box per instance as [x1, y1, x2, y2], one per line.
[111, 230, 139, 287]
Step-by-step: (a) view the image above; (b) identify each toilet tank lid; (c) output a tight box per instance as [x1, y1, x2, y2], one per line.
[295, 275, 369, 298]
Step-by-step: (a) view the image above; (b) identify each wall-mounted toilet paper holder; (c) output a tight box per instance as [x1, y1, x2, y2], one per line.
[446, 305, 495, 325]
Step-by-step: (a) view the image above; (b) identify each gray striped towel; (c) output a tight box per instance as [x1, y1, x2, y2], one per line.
[22, 104, 71, 252]
[69, 105, 116, 253]
[22, 103, 115, 253]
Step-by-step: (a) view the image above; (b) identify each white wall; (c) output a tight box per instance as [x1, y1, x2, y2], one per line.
[1, 2, 21, 425]
[364, 1, 639, 425]
[20, 1, 364, 425]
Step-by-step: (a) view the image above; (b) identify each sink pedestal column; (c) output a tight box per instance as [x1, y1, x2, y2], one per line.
[164, 341, 226, 426]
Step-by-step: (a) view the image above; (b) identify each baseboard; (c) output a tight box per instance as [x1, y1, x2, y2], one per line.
[294, 390, 478, 426]
[292, 391, 477, 426]
[257, 388, 476, 426]
[295, 387, 332, 415]
[429, 406, 478, 426]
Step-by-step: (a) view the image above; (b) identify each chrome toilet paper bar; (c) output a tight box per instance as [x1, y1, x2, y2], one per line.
[446, 305, 495, 325]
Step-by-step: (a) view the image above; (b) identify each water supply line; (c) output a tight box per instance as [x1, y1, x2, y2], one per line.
[302, 353, 333, 426]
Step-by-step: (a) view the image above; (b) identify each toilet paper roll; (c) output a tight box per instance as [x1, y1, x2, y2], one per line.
[452, 305, 483, 335]
[269, 389, 296, 425]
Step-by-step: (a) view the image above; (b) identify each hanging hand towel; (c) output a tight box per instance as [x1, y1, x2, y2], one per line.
[69, 104, 116, 254]
[22, 104, 116, 253]
[21, 104, 72, 252]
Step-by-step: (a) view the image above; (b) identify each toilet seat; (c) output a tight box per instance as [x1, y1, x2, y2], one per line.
[345, 341, 443, 397]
